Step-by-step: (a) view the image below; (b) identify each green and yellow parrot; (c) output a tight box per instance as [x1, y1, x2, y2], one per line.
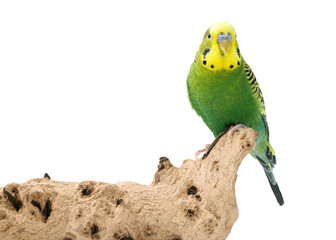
[187, 22, 284, 206]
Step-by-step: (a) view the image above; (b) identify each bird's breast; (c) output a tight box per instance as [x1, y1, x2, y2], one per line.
[189, 68, 259, 136]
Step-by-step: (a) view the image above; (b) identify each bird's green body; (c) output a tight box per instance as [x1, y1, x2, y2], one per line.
[187, 22, 283, 205]
[188, 58, 267, 162]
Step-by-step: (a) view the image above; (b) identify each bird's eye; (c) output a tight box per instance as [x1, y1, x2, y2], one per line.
[208, 34, 211, 39]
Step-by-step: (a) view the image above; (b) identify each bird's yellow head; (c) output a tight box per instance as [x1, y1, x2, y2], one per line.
[195, 22, 242, 71]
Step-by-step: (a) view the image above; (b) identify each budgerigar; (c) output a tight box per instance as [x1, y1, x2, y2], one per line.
[187, 22, 284, 205]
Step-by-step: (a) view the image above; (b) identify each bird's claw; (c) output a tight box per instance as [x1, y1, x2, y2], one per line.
[195, 124, 245, 160]
[227, 124, 247, 137]
[195, 144, 210, 159]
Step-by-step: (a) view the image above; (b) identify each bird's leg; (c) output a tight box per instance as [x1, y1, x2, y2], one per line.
[195, 144, 210, 159]
[202, 126, 231, 159]
[227, 124, 247, 137]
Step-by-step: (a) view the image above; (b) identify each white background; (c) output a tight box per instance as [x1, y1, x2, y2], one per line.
[1, 0, 335, 239]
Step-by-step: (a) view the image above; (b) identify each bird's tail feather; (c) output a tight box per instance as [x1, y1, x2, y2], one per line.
[255, 147, 284, 206]
[265, 171, 284, 206]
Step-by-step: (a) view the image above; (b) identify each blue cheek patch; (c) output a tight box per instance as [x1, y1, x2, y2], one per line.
[236, 48, 241, 58]
[203, 48, 210, 59]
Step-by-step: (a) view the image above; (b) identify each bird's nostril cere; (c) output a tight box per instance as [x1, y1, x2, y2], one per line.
[218, 33, 226, 42]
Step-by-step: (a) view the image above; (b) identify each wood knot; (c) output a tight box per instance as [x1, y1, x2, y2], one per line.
[81, 187, 92, 196]
[42, 199, 52, 222]
[79, 181, 95, 197]
[184, 206, 200, 219]
[3, 184, 23, 212]
[81, 221, 99, 237]
[44, 173, 51, 179]
[0, 209, 7, 220]
[186, 209, 195, 218]
[242, 141, 252, 149]
[116, 198, 123, 206]
[158, 156, 170, 171]
[187, 186, 198, 195]
[91, 224, 99, 236]
[143, 224, 156, 237]
[154, 157, 174, 184]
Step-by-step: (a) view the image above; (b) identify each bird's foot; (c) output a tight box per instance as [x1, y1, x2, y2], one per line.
[227, 124, 247, 137]
[196, 124, 245, 160]
[195, 144, 210, 159]
[202, 126, 231, 159]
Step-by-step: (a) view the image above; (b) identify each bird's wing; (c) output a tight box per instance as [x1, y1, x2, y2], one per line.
[243, 62, 266, 115]
[244, 62, 276, 166]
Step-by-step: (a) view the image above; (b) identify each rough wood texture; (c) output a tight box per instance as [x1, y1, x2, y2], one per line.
[0, 128, 257, 240]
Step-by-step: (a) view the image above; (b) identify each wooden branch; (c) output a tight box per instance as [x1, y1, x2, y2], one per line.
[0, 128, 257, 240]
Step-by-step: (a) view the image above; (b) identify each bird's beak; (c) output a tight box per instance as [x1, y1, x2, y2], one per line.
[218, 34, 232, 56]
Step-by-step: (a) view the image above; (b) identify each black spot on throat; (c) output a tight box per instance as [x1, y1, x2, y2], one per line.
[230, 65, 234, 69]
[202, 60, 207, 65]
[211, 65, 215, 69]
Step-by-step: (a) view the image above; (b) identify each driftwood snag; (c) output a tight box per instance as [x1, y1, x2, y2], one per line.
[0, 128, 258, 240]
